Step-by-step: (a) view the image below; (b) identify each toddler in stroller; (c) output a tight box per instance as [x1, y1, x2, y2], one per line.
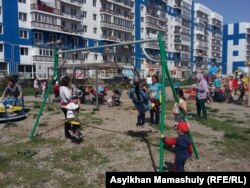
[108, 89, 123, 107]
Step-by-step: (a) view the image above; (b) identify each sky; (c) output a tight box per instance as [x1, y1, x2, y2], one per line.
[194, 0, 250, 24]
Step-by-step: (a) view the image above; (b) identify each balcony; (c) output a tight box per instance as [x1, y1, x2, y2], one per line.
[144, 42, 160, 49]
[115, 48, 133, 56]
[61, 13, 83, 21]
[33, 56, 63, 62]
[31, 21, 62, 32]
[107, 0, 134, 9]
[212, 33, 222, 39]
[212, 19, 222, 28]
[31, 21, 84, 35]
[100, 7, 134, 20]
[100, 21, 133, 33]
[31, 4, 60, 15]
[61, 0, 83, 7]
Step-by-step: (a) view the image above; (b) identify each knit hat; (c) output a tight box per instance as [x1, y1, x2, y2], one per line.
[71, 95, 78, 100]
[133, 76, 140, 86]
[177, 122, 189, 133]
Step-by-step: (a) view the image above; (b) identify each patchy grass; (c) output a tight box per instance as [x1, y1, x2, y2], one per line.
[190, 116, 250, 157]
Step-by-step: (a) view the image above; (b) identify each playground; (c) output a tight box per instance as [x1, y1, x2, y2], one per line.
[0, 34, 250, 187]
[0, 88, 249, 187]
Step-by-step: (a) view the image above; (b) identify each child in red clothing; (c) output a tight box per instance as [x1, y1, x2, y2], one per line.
[161, 122, 193, 172]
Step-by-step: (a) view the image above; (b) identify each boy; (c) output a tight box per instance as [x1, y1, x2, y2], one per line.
[161, 122, 192, 172]
[65, 95, 82, 142]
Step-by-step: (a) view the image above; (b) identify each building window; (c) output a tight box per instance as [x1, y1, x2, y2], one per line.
[141, 17, 144, 22]
[94, 54, 98, 60]
[83, 39, 88, 46]
[93, 27, 97, 34]
[19, 30, 28, 39]
[71, 8, 76, 16]
[82, 11, 87, 18]
[34, 32, 43, 41]
[19, 12, 27, 21]
[0, 43, 3, 52]
[61, 35, 67, 44]
[83, 53, 88, 60]
[20, 47, 28, 55]
[83, 25, 87, 32]
[19, 0, 26, 3]
[83, 0, 86, 4]
[72, 38, 78, 48]
[0, 6, 2, 15]
[93, 14, 97, 21]
[0, 24, 3, 34]
[49, 34, 57, 42]
[93, 0, 96, 7]
[61, 5, 65, 13]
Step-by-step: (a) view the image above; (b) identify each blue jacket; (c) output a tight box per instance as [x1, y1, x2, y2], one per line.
[128, 87, 149, 113]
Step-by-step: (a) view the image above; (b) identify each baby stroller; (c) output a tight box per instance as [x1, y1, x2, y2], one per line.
[90, 85, 107, 104]
[108, 89, 123, 107]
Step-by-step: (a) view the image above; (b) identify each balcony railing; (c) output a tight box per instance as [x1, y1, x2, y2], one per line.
[31, 21, 84, 35]
[100, 21, 133, 33]
[61, 0, 84, 7]
[33, 56, 63, 62]
[107, 0, 134, 9]
[100, 7, 134, 20]
[31, 4, 60, 15]
[31, 21, 62, 31]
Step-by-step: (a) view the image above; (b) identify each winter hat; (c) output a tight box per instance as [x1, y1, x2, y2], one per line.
[133, 76, 140, 86]
[177, 122, 189, 133]
[71, 95, 78, 100]
[196, 73, 203, 81]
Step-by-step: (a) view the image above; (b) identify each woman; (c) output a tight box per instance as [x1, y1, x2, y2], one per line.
[60, 76, 73, 139]
[128, 76, 149, 128]
[148, 75, 162, 125]
[59, 76, 72, 118]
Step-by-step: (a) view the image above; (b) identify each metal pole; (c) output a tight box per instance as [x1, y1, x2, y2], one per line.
[95, 68, 99, 110]
[29, 49, 59, 139]
[57, 39, 158, 54]
[158, 32, 166, 172]
[248, 63, 250, 106]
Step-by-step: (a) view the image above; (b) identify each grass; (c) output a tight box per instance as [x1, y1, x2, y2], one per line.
[189, 115, 250, 157]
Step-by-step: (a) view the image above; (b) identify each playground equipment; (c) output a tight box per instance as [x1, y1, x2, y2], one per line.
[0, 98, 27, 123]
[29, 33, 199, 172]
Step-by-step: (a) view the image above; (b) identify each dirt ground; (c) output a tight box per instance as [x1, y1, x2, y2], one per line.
[0, 88, 250, 187]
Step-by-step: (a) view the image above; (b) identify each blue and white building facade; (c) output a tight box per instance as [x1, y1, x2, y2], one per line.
[222, 22, 250, 75]
[192, 3, 223, 73]
[0, 0, 223, 79]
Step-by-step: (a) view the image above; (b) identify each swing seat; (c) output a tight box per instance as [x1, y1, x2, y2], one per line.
[0, 106, 23, 113]
[65, 119, 80, 126]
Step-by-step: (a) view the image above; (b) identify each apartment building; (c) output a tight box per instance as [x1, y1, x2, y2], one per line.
[192, 3, 223, 73]
[222, 22, 250, 75]
[0, 0, 223, 79]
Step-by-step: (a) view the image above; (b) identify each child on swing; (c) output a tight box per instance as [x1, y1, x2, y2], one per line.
[65, 95, 82, 142]
[172, 89, 187, 128]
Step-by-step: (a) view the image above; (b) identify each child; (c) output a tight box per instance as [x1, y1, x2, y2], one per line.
[53, 81, 60, 102]
[65, 95, 82, 142]
[161, 122, 192, 172]
[172, 89, 187, 128]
